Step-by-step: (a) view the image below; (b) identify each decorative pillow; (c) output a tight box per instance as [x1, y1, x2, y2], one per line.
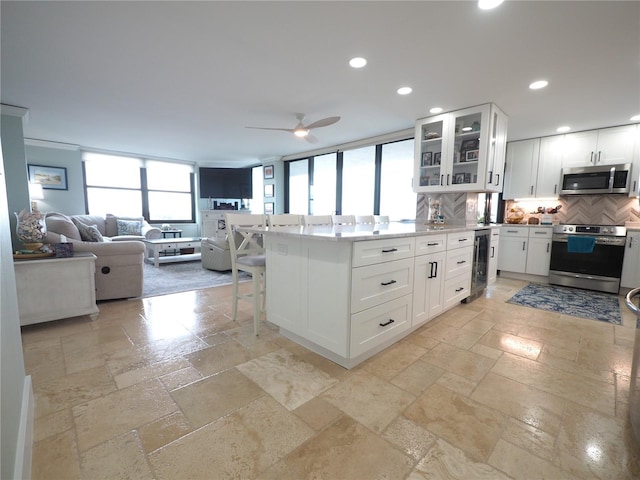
[71, 218, 104, 242]
[117, 219, 142, 236]
[45, 213, 82, 241]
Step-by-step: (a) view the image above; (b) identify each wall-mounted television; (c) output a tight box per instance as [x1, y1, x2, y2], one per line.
[198, 167, 253, 199]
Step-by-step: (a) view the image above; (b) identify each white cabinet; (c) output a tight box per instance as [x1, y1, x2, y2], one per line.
[14, 253, 99, 325]
[630, 125, 640, 197]
[498, 226, 552, 276]
[498, 226, 528, 273]
[414, 103, 508, 193]
[525, 228, 553, 276]
[488, 227, 500, 285]
[443, 232, 473, 310]
[621, 231, 640, 289]
[201, 210, 227, 238]
[413, 234, 446, 326]
[561, 125, 637, 168]
[503, 137, 561, 200]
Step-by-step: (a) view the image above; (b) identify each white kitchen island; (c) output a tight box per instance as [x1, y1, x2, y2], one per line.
[258, 222, 477, 368]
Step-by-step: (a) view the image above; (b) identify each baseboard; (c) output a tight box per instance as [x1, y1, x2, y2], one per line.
[14, 375, 34, 480]
[498, 271, 550, 284]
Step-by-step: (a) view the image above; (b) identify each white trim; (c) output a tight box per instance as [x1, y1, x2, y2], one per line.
[13, 376, 34, 480]
[25, 138, 80, 151]
[0, 104, 29, 128]
[281, 127, 414, 161]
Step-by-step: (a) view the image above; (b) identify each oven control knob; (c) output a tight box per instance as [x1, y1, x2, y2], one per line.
[567, 226, 574, 232]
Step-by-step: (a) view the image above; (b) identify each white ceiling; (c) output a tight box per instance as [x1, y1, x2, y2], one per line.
[1, 1, 639, 168]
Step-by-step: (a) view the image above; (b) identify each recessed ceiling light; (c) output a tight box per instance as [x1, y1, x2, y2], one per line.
[557, 126, 571, 133]
[430, 107, 443, 114]
[529, 80, 549, 90]
[478, 0, 504, 10]
[397, 86, 412, 95]
[631, 114, 640, 121]
[349, 57, 367, 68]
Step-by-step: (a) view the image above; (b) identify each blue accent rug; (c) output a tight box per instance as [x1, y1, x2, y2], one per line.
[507, 283, 622, 325]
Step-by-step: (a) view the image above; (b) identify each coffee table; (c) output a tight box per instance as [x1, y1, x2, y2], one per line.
[143, 237, 201, 267]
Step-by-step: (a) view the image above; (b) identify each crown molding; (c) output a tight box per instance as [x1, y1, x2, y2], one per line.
[24, 138, 80, 151]
[0, 104, 29, 127]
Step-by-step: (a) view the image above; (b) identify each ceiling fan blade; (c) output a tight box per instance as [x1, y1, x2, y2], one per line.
[245, 126, 295, 132]
[305, 133, 319, 144]
[305, 116, 341, 130]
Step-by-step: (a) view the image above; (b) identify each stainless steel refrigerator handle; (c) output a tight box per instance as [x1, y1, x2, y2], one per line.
[625, 287, 640, 316]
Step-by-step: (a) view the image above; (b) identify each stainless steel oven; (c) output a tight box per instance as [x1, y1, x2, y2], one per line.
[549, 224, 627, 294]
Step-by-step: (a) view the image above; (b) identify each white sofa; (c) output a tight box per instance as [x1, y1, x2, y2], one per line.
[44, 213, 161, 300]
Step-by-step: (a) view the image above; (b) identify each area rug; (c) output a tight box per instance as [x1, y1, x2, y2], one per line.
[142, 261, 250, 298]
[506, 283, 622, 325]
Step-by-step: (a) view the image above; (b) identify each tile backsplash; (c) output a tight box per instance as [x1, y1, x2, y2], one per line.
[417, 192, 478, 226]
[505, 195, 640, 225]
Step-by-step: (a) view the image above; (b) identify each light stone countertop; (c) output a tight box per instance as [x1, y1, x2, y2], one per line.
[248, 222, 491, 242]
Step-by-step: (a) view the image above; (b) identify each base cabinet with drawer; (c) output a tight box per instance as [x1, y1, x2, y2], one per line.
[498, 225, 552, 276]
[265, 229, 475, 369]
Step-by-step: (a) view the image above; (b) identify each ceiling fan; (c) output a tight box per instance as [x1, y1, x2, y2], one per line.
[245, 114, 340, 143]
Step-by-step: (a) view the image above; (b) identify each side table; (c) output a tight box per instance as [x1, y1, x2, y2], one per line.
[14, 252, 99, 326]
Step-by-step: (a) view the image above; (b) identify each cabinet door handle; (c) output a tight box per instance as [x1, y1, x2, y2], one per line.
[491, 246, 495, 258]
[530, 185, 534, 195]
[546, 242, 550, 253]
[488, 170, 493, 184]
[457, 260, 466, 264]
[506, 230, 519, 233]
[381, 248, 398, 253]
[630, 237, 634, 248]
[590, 151, 594, 164]
[597, 151, 602, 163]
[495, 173, 500, 186]
[522, 241, 526, 251]
[633, 180, 637, 193]
[433, 261, 438, 278]
[459, 238, 468, 242]
[440, 174, 444, 186]
[455, 287, 464, 292]
[379, 319, 395, 327]
[427, 242, 439, 246]
[380, 279, 397, 286]
[447, 174, 450, 185]
[554, 184, 557, 194]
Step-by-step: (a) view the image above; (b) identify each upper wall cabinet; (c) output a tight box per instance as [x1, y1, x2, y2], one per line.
[503, 137, 562, 200]
[413, 103, 508, 194]
[561, 125, 637, 168]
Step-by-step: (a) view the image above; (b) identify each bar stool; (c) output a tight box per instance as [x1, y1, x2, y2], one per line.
[225, 213, 267, 336]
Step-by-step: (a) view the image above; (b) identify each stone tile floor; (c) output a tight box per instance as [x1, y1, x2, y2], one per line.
[23, 277, 640, 479]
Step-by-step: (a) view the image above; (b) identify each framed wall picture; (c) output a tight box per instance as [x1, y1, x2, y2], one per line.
[264, 202, 274, 214]
[433, 152, 441, 165]
[27, 164, 68, 190]
[263, 165, 274, 179]
[264, 184, 274, 198]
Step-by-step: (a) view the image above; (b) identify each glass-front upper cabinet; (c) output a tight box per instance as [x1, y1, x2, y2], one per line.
[413, 103, 508, 193]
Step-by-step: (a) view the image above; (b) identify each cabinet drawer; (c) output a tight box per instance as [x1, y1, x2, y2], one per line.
[447, 231, 474, 250]
[160, 241, 199, 250]
[352, 237, 415, 267]
[351, 258, 414, 313]
[445, 246, 473, 279]
[350, 295, 412, 358]
[415, 234, 447, 255]
[500, 226, 528, 238]
[443, 273, 471, 310]
[528, 227, 552, 239]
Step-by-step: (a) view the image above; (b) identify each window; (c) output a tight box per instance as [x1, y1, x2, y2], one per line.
[342, 146, 375, 214]
[311, 153, 336, 215]
[251, 166, 264, 213]
[83, 152, 195, 222]
[146, 161, 193, 222]
[380, 139, 417, 221]
[288, 159, 309, 214]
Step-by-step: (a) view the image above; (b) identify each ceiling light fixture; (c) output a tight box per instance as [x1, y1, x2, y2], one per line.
[557, 126, 571, 133]
[397, 86, 412, 95]
[478, 0, 504, 10]
[349, 57, 367, 68]
[294, 128, 310, 137]
[631, 114, 640, 121]
[529, 80, 549, 90]
[430, 107, 443, 114]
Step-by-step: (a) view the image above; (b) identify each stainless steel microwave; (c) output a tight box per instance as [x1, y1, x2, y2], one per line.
[560, 163, 632, 195]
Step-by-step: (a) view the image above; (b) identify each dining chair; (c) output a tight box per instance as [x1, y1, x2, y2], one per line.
[331, 214, 356, 225]
[225, 213, 267, 336]
[267, 214, 302, 226]
[303, 215, 333, 226]
[355, 215, 376, 224]
[374, 215, 390, 224]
